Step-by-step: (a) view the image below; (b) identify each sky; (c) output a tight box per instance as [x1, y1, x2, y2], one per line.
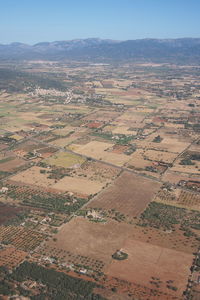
[0, 0, 200, 44]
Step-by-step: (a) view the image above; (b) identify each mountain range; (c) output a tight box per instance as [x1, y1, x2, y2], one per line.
[0, 38, 200, 64]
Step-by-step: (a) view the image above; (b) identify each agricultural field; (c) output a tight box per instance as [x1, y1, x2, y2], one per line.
[135, 132, 191, 154]
[0, 61, 200, 299]
[71, 141, 132, 166]
[9, 166, 57, 188]
[8, 164, 107, 197]
[0, 225, 45, 251]
[86, 171, 161, 217]
[154, 188, 200, 211]
[4, 180, 87, 213]
[44, 217, 133, 266]
[53, 176, 105, 197]
[143, 149, 177, 164]
[170, 157, 200, 175]
[0, 155, 27, 172]
[177, 190, 200, 210]
[129, 223, 199, 254]
[74, 160, 120, 183]
[138, 201, 200, 235]
[44, 151, 86, 168]
[0, 203, 26, 225]
[0, 247, 27, 270]
[105, 239, 193, 299]
[162, 169, 200, 185]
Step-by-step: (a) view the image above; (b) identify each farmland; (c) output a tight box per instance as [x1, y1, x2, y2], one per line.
[0, 247, 27, 270]
[53, 176, 105, 196]
[138, 201, 200, 234]
[0, 225, 45, 251]
[44, 151, 86, 168]
[0, 61, 199, 299]
[105, 239, 193, 298]
[44, 217, 133, 266]
[86, 171, 161, 217]
[0, 203, 26, 225]
[4, 180, 87, 213]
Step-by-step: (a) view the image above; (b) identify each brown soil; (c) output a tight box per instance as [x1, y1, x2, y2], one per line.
[105, 239, 192, 298]
[86, 171, 161, 217]
[0, 203, 24, 225]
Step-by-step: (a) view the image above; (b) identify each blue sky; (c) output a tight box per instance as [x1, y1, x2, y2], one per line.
[0, 0, 200, 44]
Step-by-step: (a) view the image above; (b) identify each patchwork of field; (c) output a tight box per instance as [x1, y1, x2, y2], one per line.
[113, 111, 145, 126]
[14, 140, 54, 154]
[126, 149, 153, 169]
[49, 127, 89, 147]
[40, 245, 105, 273]
[0, 62, 200, 299]
[111, 125, 136, 135]
[86, 172, 161, 217]
[4, 179, 88, 213]
[9, 164, 106, 197]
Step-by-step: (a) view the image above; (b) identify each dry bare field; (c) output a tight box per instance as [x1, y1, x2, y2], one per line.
[135, 131, 191, 153]
[126, 149, 155, 169]
[0, 156, 27, 172]
[45, 217, 133, 265]
[86, 171, 161, 217]
[82, 110, 121, 122]
[105, 239, 193, 298]
[10, 166, 56, 188]
[143, 149, 178, 164]
[72, 141, 131, 166]
[113, 111, 145, 126]
[170, 159, 200, 175]
[75, 161, 120, 183]
[162, 169, 200, 184]
[0, 203, 25, 225]
[53, 176, 105, 196]
[52, 126, 76, 136]
[129, 224, 199, 254]
[111, 125, 136, 135]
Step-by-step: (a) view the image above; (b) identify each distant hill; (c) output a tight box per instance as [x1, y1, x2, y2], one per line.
[0, 38, 200, 64]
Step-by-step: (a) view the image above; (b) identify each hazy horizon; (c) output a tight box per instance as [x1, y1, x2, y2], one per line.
[0, 0, 200, 44]
[1, 36, 200, 46]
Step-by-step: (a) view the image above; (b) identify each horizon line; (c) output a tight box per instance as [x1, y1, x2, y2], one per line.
[1, 36, 200, 46]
